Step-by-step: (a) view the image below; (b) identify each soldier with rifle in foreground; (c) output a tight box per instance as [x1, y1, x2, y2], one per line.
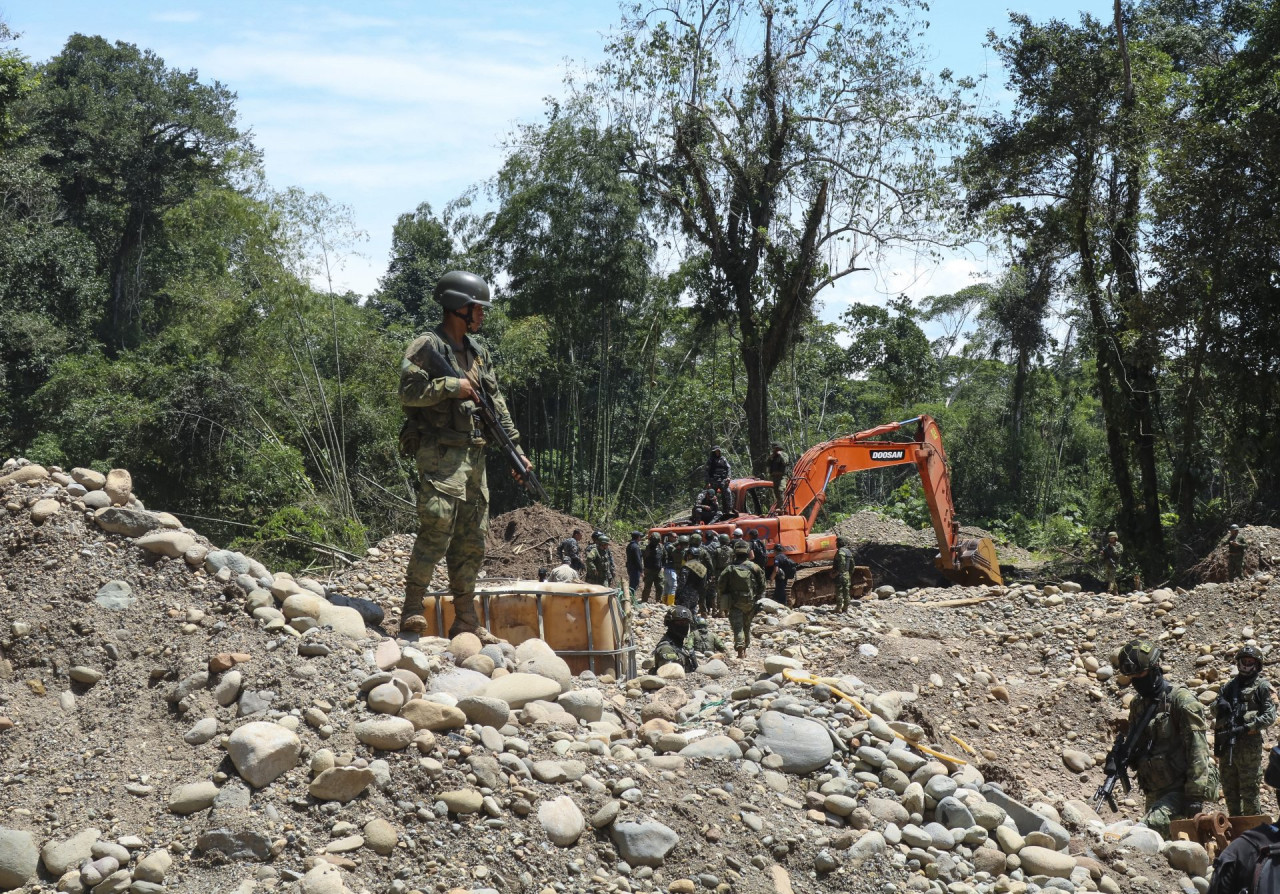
[397, 271, 543, 639]
[1093, 639, 1220, 836]
[1216, 645, 1278, 817]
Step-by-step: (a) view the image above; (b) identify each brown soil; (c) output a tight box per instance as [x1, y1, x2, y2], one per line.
[1187, 524, 1280, 583]
[483, 504, 595, 580]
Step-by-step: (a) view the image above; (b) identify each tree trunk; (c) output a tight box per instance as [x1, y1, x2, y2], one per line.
[741, 343, 770, 477]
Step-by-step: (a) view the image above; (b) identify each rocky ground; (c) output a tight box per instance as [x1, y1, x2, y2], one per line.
[1, 457, 1276, 894]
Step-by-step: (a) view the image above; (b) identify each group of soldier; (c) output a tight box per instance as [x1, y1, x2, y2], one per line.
[1110, 639, 1277, 833]
[1101, 525, 1250, 595]
[691, 442, 791, 524]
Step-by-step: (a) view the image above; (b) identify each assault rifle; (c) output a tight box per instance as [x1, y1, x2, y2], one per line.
[1091, 686, 1165, 812]
[1215, 693, 1250, 766]
[411, 340, 548, 503]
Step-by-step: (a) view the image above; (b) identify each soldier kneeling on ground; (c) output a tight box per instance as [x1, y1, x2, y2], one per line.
[1208, 745, 1280, 893]
[652, 606, 698, 673]
[688, 616, 729, 656]
[1116, 638, 1221, 837]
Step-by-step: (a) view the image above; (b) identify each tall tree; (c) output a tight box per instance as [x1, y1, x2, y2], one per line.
[594, 0, 969, 472]
[29, 34, 249, 352]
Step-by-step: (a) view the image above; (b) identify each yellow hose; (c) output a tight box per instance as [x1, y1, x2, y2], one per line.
[781, 668, 967, 766]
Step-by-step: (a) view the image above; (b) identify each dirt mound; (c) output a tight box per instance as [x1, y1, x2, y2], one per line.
[1188, 524, 1280, 583]
[484, 504, 594, 580]
[832, 510, 929, 547]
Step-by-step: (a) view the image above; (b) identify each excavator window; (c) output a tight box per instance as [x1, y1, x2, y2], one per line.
[743, 485, 770, 517]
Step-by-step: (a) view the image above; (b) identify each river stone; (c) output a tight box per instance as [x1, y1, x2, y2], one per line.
[183, 717, 218, 745]
[168, 780, 219, 815]
[227, 722, 301, 788]
[94, 507, 159, 537]
[0, 828, 38, 890]
[132, 850, 171, 884]
[136, 531, 195, 558]
[848, 831, 886, 868]
[1019, 845, 1076, 878]
[354, 716, 416, 750]
[363, 819, 397, 855]
[104, 468, 132, 504]
[317, 602, 366, 639]
[196, 828, 272, 861]
[484, 672, 563, 708]
[1162, 840, 1211, 878]
[539, 795, 585, 847]
[309, 767, 375, 803]
[456, 695, 511, 728]
[449, 632, 483, 662]
[936, 796, 975, 830]
[71, 467, 105, 490]
[83, 489, 111, 509]
[557, 689, 604, 722]
[400, 700, 466, 732]
[94, 580, 136, 611]
[611, 821, 679, 867]
[30, 498, 60, 525]
[367, 683, 405, 715]
[40, 828, 101, 876]
[755, 711, 833, 774]
[516, 653, 573, 693]
[429, 667, 491, 699]
[679, 735, 742, 760]
[299, 863, 348, 894]
[439, 789, 483, 814]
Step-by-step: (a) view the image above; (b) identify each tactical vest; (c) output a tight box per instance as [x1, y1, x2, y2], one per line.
[400, 328, 494, 450]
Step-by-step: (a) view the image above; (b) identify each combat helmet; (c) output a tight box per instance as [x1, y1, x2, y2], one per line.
[433, 270, 492, 309]
[732, 542, 751, 557]
[718, 534, 730, 545]
[690, 532, 702, 546]
[665, 605, 694, 628]
[677, 534, 689, 545]
[1116, 639, 1161, 676]
[1238, 644, 1264, 677]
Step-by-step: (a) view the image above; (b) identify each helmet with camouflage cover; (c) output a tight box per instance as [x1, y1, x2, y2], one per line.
[732, 542, 751, 557]
[1116, 639, 1161, 676]
[433, 270, 492, 309]
[718, 534, 730, 545]
[690, 532, 702, 546]
[649, 531, 661, 542]
[695, 617, 708, 629]
[677, 534, 689, 545]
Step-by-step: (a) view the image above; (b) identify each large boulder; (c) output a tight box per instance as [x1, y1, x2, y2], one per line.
[227, 722, 301, 788]
[611, 821, 678, 867]
[40, 828, 101, 876]
[399, 700, 466, 732]
[94, 507, 161, 537]
[103, 468, 132, 505]
[755, 711, 834, 774]
[1018, 845, 1075, 879]
[0, 828, 39, 890]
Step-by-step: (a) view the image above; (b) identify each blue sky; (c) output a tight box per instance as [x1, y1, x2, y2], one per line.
[5, 1, 1112, 314]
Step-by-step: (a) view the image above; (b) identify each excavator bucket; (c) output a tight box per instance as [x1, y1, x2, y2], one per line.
[937, 537, 1003, 587]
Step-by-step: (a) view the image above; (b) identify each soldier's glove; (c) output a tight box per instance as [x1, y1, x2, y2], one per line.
[1185, 801, 1207, 815]
[1232, 725, 1251, 737]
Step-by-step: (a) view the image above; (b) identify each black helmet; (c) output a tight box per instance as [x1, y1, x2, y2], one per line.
[836, 536, 845, 548]
[433, 270, 492, 309]
[1117, 639, 1161, 676]
[665, 605, 694, 627]
[1238, 645, 1264, 677]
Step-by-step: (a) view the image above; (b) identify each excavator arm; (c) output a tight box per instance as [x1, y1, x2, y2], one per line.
[780, 415, 1003, 587]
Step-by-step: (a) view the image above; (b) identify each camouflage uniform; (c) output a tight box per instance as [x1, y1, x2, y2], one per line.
[1227, 532, 1248, 581]
[639, 536, 664, 603]
[584, 543, 610, 586]
[1102, 537, 1124, 595]
[1129, 684, 1221, 836]
[718, 553, 766, 654]
[400, 325, 524, 635]
[1215, 671, 1277, 816]
[687, 623, 729, 655]
[833, 544, 856, 611]
[705, 539, 731, 616]
[677, 548, 709, 615]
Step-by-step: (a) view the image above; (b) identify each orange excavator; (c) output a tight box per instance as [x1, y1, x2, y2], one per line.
[648, 415, 1003, 601]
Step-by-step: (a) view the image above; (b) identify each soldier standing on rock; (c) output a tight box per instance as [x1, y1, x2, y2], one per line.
[719, 541, 765, 660]
[1115, 639, 1220, 836]
[398, 270, 530, 639]
[766, 443, 788, 509]
[639, 532, 664, 604]
[1102, 532, 1124, 595]
[1227, 525, 1249, 581]
[1215, 645, 1277, 816]
[833, 536, 857, 612]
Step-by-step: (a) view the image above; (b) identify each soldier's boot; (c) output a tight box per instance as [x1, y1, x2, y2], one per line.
[448, 595, 501, 645]
[736, 647, 746, 660]
[400, 585, 429, 634]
